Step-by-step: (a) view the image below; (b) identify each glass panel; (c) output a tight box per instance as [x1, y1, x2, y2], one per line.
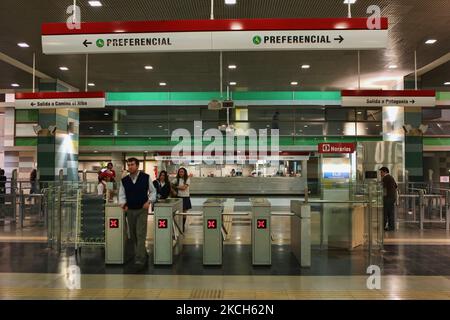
[296, 122, 324, 136]
[246, 121, 295, 136]
[356, 109, 382, 121]
[424, 123, 450, 136]
[118, 122, 169, 136]
[80, 109, 114, 121]
[80, 122, 114, 136]
[357, 123, 382, 136]
[326, 108, 355, 121]
[296, 108, 325, 121]
[248, 107, 295, 121]
[116, 107, 168, 121]
[423, 108, 450, 121]
[326, 122, 357, 136]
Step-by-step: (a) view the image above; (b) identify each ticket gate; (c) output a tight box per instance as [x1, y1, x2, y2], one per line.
[153, 198, 183, 265]
[105, 204, 133, 264]
[203, 199, 224, 265]
[290, 200, 311, 267]
[251, 198, 272, 265]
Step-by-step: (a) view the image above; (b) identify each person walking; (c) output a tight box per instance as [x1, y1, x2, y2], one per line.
[172, 168, 192, 232]
[119, 158, 156, 267]
[379, 167, 398, 232]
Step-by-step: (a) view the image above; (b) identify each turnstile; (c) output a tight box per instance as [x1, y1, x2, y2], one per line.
[153, 198, 183, 265]
[290, 200, 311, 267]
[251, 198, 271, 265]
[203, 199, 224, 265]
[105, 205, 132, 264]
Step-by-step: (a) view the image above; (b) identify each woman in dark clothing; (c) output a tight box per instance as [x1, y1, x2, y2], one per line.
[153, 170, 171, 200]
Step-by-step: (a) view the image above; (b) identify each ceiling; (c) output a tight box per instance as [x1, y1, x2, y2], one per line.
[0, 0, 449, 92]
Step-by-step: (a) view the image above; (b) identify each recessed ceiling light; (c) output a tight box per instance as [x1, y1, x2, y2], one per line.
[88, 83, 95, 87]
[225, 0, 237, 4]
[228, 65, 237, 69]
[444, 82, 450, 86]
[425, 39, 437, 44]
[17, 42, 29, 48]
[11, 83, 20, 87]
[94, 150, 98, 153]
[88, 1, 102, 7]
[229, 82, 237, 86]
[104, 112, 109, 116]
[89, 127, 94, 129]
[100, 130, 104, 133]
[343, 0, 356, 4]
[301, 65, 310, 69]
[388, 65, 398, 69]
[304, 125, 308, 128]
[144, 65, 153, 70]
[291, 81, 298, 86]
[59, 66, 69, 71]
[159, 82, 167, 86]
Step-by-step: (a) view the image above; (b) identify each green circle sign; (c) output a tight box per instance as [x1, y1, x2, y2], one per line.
[96, 39, 105, 48]
[253, 36, 262, 45]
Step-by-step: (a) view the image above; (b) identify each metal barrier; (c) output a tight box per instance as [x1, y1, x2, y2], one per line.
[396, 185, 449, 230]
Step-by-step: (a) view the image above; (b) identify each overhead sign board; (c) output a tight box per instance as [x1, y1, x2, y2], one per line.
[15, 92, 106, 109]
[42, 18, 388, 54]
[318, 143, 355, 154]
[341, 90, 436, 107]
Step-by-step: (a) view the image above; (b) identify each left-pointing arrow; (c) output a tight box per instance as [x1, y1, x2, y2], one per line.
[83, 39, 92, 47]
[31, 102, 36, 106]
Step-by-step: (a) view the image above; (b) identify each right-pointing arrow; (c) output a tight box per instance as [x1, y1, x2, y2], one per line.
[334, 35, 344, 43]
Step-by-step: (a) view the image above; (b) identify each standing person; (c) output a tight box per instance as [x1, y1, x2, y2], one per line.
[119, 158, 157, 267]
[379, 167, 398, 232]
[30, 169, 38, 194]
[153, 170, 171, 200]
[97, 175, 107, 196]
[0, 169, 6, 225]
[172, 168, 192, 232]
[106, 162, 116, 182]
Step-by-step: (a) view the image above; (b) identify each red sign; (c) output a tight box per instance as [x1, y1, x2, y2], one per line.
[207, 219, 217, 229]
[158, 219, 168, 229]
[109, 219, 119, 229]
[318, 143, 355, 154]
[257, 219, 267, 229]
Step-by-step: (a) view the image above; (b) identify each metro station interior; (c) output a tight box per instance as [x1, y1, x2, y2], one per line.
[0, 0, 450, 301]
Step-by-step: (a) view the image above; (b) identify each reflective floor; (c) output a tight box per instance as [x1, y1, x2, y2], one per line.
[1, 208, 450, 300]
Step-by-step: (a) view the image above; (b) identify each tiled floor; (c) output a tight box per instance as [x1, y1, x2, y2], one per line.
[0, 274, 449, 300]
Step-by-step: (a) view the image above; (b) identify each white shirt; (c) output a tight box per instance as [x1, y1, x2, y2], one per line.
[118, 171, 157, 206]
[173, 178, 190, 197]
[97, 182, 106, 196]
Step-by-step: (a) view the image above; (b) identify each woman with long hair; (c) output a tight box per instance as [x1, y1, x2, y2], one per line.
[153, 170, 171, 200]
[172, 167, 191, 231]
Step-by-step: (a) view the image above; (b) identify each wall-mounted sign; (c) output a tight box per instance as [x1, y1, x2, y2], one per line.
[318, 143, 355, 154]
[42, 18, 388, 54]
[440, 176, 450, 183]
[15, 92, 105, 109]
[341, 90, 436, 107]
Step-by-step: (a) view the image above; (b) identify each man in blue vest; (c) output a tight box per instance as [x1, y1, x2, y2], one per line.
[119, 158, 156, 266]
